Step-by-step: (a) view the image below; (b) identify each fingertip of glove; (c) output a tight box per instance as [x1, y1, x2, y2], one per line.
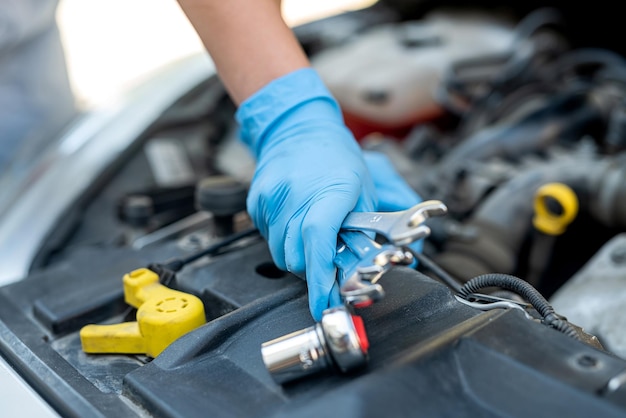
[308, 283, 345, 321]
[306, 271, 337, 322]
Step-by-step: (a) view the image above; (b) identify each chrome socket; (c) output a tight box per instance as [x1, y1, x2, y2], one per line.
[261, 306, 369, 384]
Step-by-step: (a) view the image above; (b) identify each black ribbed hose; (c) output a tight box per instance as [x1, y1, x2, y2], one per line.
[458, 273, 580, 340]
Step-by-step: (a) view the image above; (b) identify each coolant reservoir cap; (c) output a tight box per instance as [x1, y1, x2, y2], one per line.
[533, 183, 579, 236]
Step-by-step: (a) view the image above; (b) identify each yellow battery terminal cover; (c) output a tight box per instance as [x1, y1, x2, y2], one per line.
[532, 183, 579, 236]
[80, 268, 206, 358]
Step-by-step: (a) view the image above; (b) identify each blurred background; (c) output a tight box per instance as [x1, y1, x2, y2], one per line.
[56, 0, 375, 107]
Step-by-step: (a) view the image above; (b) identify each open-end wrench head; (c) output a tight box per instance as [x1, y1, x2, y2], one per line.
[341, 200, 448, 246]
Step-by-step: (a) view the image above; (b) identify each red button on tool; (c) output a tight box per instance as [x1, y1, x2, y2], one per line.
[351, 315, 369, 353]
[353, 300, 374, 309]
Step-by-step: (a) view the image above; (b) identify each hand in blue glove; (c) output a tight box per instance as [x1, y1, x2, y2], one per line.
[237, 68, 422, 320]
[237, 68, 377, 321]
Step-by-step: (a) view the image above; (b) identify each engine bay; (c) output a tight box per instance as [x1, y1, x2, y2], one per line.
[1, 2, 626, 417]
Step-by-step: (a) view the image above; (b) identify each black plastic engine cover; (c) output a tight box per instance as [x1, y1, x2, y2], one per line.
[0, 241, 625, 417]
[123, 266, 626, 418]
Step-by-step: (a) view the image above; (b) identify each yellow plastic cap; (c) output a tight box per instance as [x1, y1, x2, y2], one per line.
[80, 268, 206, 357]
[533, 183, 579, 236]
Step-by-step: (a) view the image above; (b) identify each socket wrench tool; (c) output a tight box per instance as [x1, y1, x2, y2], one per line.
[261, 305, 369, 384]
[336, 200, 448, 307]
[261, 200, 447, 384]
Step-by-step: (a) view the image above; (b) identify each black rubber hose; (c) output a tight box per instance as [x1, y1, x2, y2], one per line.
[511, 7, 564, 44]
[459, 273, 580, 340]
[549, 48, 626, 82]
[438, 90, 596, 166]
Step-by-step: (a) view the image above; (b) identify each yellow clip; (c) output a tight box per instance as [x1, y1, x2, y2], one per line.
[532, 183, 579, 236]
[80, 268, 206, 357]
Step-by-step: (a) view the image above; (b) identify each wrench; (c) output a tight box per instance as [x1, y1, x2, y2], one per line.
[335, 200, 448, 307]
[341, 200, 448, 246]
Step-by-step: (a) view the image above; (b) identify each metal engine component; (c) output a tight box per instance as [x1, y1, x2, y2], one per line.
[550, 233, 626, 358]
[261, 306, 369, 384]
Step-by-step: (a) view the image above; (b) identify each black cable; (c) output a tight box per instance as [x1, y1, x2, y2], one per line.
[458, 273, 580, 340]
[547, 48, 626, 84]
[511, 7, 564, 45]
[408, 248, 463, 293]
[148, 227, 260, 286]
[177, 227, 259, 267]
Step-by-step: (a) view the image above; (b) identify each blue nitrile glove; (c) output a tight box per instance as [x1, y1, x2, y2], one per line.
[362, 150, 424, 256]
[237, 68, 377, 321]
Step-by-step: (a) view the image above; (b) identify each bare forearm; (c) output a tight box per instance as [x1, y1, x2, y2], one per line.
[177, 0, 310, 104]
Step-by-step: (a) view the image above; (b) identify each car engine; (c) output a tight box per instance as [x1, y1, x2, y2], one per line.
[1, 2, 625, 417]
